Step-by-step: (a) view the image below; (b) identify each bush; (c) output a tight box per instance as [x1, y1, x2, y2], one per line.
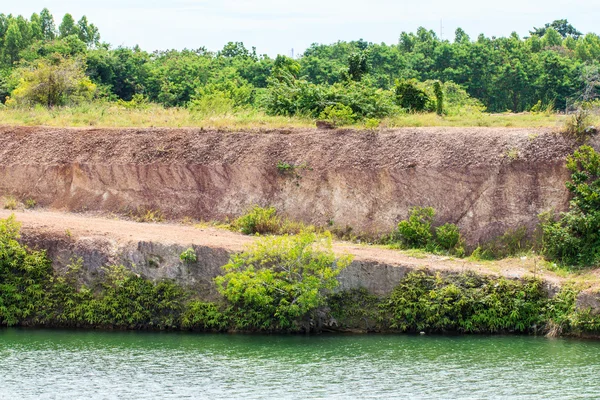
[215, 232, 352, 330]
[179, 248, 197, 264]
[233, 206, 280, 235]
[472, 226, 531, 260]
[395, 207, 436, 248]
[541, 145, 600, 267]
[384, 271, 546, 333]
[7, 56, 96, 107]
[435, 223, 461, 251]
[318, 103, 356, 126]
[394, 79, 431, 112]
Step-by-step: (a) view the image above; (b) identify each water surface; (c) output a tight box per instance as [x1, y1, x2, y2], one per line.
[1, 329, 599, 399]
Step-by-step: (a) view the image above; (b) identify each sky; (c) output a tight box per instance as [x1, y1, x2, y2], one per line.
[5, 0, 600, 57]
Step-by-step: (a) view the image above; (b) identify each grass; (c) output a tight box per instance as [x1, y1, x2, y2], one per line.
[0, 103, 572, 129]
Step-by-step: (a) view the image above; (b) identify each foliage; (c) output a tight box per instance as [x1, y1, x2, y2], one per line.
[433, 80, 444, 115]
[179, 248, 197, 264]
[393, 207, 465, 255]
[471, 226, 532, 260]
[395, 207, 435, 248]
[7, 56, 95, 107]
[233, 206, 280, 235]
[564, 105, 597, 140]
[3, 196, 17, 210]
[215, 232, 352, 330]
[384, 271, 546, 333]
[318, 103, 355, 126]
[394, 79, 431, 112]
[542, 145, 600, 267]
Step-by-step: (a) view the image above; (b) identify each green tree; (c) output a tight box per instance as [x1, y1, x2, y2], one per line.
[77, 16, 100, 46]
[8, 56, 96, 107]
[4, 20, 24, 64]
[59, 13, 78, 38]
[39, 8, 56, 40]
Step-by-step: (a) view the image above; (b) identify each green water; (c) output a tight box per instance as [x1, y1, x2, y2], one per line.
[1, 330, 600, 399]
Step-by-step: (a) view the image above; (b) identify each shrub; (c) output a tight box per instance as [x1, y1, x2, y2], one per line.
[394, 79, 431, 112]
[3, 196, 18, 210]
[433, 80, 444, 115]
[24, 198, 37, 209]
[395, 207, 435, 248]
[435, 223, 461, 251]
[7, 56, 96, 107]
[233, 206, 280, 235]
[564, 107, 596, 140]
[179, 248, 197, 264]
[318, 103, 356, 126]
[472, 226, 531, 260]
[384, 271, 546, 333]
[215, 232, 352, 331]
[541, 145, 600, 267]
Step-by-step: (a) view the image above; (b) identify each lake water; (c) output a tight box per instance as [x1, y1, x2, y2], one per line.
[1, 329, 600, 399]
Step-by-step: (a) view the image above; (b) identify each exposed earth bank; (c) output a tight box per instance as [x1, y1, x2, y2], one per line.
[0, 126, 584, 244]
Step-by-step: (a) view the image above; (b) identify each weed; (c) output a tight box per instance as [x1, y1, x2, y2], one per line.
[180, 248, 198, 264]
[24, 198, 36, 209]
[505, 147, 520, 160]
[3, 196, 17, 210]
[132, 208, 164, 223]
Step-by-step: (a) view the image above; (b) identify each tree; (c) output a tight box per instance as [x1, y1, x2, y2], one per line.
[77, 16, 100, 46]
[7, 56, 96, 107]
[29, 13, 43, 41]
[40, 8, 56, 40]
[531, 19, 582, 39]
[4, 20, 24, 64]
[347, 51, 368, 81]
[59, 14, 78, 38]
[541, 28, 563, 48]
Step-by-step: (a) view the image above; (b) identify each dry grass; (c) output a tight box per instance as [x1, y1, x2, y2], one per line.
[0, 103, 571, 129]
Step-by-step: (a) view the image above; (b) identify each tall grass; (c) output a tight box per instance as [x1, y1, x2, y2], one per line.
[0, 102, 570, 129]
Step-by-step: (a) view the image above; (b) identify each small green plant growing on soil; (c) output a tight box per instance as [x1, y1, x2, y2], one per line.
[469, 226, 531, 261]
[505, 147, 520, 160]
[435, 223, 463, 253]
[180, 248, 197, 264]
[3, 196, 17, 210]
[24, 198, 37, 209]
[215, 232, 352, 330]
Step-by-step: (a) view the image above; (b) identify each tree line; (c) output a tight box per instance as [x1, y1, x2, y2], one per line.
[0, 10, 599, 118]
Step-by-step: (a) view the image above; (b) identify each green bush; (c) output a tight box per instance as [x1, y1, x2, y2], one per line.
[233, 206, 280, 235]
[541, 145, 600, 267]
[435, 223, 461, 251]
[179, 248, 197, 264]
[318, 103, 356, 126]
[395, 207, 436, 248]
[394, 79, 431, 112]
[471, 226, 531, 260]
[215, 232, 352, 330]
[384, 271, 546, 333]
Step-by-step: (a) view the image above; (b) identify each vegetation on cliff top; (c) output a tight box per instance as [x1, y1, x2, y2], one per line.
[0, 10, 598, 127]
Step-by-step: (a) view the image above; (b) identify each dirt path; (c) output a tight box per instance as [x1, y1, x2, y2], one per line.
[0, 208, 580, 287]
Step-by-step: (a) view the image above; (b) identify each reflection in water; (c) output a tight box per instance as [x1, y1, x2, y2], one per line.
[1, 329, 599, 399]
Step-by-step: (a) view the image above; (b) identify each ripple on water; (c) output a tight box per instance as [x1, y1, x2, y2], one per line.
[1, 330, 600, 399]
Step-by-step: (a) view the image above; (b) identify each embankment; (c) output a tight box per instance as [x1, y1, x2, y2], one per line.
[0, 126, 581, 244]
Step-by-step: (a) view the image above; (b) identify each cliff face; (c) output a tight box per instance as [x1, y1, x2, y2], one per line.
[0, 126, 578, 244]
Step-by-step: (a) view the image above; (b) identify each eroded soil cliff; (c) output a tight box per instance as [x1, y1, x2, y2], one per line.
[0, 126, 579, 244]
